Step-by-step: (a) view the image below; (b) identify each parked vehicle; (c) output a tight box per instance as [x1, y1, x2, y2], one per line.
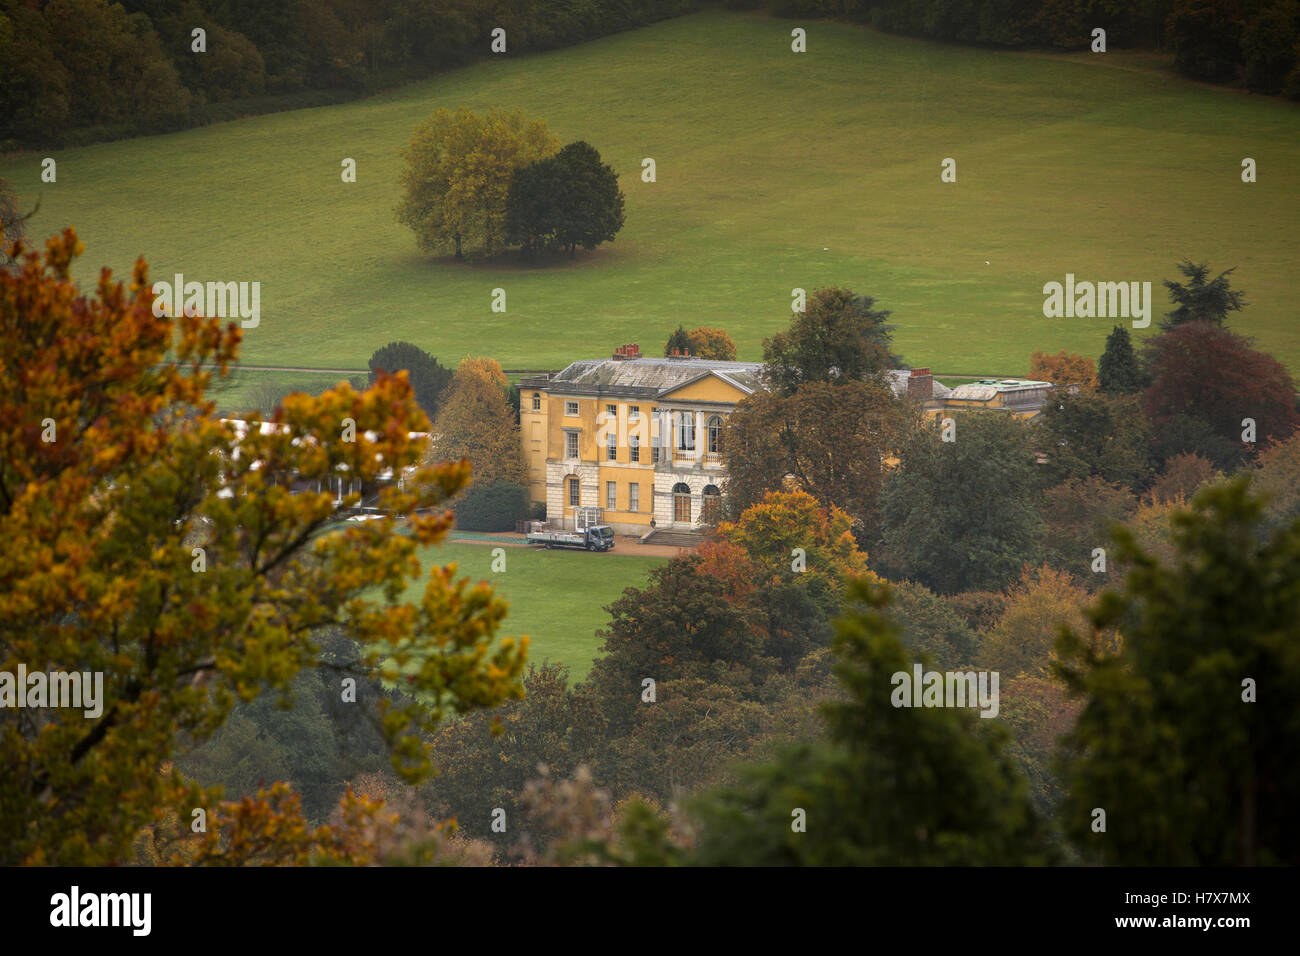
[526, 524, 616, 552]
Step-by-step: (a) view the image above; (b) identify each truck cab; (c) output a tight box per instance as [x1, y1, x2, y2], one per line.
[586, 526, 615, 551]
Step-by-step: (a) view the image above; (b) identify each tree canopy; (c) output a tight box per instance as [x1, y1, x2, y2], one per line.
[1097, 324, 1144, 394]
[721, 379, 918, 540]
[1056, 477, 1300, 865]
[878, 412, 1044, 593]
[396, 106, 559, 259]
[1029, 349, 1096, 390]
[687, 577, 1054, 865]
[506, 140, 625, 257]
[1141, 321, 1299, 467]
[367, 341, 452, 424]
[1160, 258, 1246, 330]
[0, 229, 527, 864]
[429, 356, 526, 485]
[761, 287, 901, 396]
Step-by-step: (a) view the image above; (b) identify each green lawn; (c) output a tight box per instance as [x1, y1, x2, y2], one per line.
[4, 9, 1298, 375]
[207, 367, 360, 416]
[404, 541, 665, 682]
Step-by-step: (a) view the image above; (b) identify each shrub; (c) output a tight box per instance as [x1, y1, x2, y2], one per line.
[454, 480, 530, 532]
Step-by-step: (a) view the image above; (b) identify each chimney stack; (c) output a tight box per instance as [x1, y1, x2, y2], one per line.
[907, 367, 933, 400]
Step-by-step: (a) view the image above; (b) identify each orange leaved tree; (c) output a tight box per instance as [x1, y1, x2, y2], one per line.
[0, 230, 527, 864]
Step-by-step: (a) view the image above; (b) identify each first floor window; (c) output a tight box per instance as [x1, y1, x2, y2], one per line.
[606, 481, 617, 510]
[629, 405, 640, 420]
[630, 435, 640, 462]
[565, 431, 579, 459]
[676, 412, 695, 451]
[707, 415, 723, 454]
[568, 478, 580, 507]
[607, 432, 617, 461]
[629, 483, 639, 511]
[565, 401, 579, 417]
[532, 393, 541, 411]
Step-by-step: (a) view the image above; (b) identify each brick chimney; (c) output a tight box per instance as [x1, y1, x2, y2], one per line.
[907, 367, 933, 400]
[612, 343, 643, 361]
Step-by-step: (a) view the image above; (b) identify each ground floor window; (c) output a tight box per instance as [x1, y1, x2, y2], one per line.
[607, 481, 617, 510]
[629, 483, 639, 511]
[568, 477, 580, 507]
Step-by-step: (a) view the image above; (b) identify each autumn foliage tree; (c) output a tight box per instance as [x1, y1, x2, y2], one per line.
[1254, 432, 1300, 528]
[1056, 478, 1300, 865]
[396, 106, 559, 259]
[1141, 321, 1300, 467]
[684, 326, 737, 361]
[688, 578, 1054, 865]
[429, 356, 527, 486]
[1029, 349, 1097, 389]
[717, 489, 871, 596]
[721, 379, 919, 540]
[0, 230, 528, 865]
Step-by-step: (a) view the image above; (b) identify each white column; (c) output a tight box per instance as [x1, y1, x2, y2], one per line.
[694, 410, 704, 464]
[659, 407, 669, 463]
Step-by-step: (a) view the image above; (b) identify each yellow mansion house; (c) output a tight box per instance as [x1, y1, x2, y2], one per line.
[518, 344, 764, 535]
[519, 343, 1052, 535]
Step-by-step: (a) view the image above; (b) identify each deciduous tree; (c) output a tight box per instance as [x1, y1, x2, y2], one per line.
[684, 326, 737, 361]
[1056, 478, 1300, 865]
[1039, 391, 1154, 490]
[721, 380, 919, 541]
[761, 287, 901, 396]
[429, 357, 527, 485]
[396, 106, 559, 258]
[717, 489, 870, 596]
[0, 229, 527, 865]
[878, 413, 1045, 594]
[1029, 349, 1097, 389]
[1141, 321, 1299, 467]
[688, 577, 1055, 865]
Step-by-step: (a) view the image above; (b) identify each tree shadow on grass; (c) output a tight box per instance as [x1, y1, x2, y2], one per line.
[419, 242, 639, 273]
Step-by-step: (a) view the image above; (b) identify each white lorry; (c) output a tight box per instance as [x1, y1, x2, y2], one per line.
[526, 523, 616, 552]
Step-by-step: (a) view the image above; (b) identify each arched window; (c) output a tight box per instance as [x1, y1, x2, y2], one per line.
[532, 392, 541, 411]
[702, 485, 722, 524]
[672, 482, 692, 524]
[706, 415, 723, 455]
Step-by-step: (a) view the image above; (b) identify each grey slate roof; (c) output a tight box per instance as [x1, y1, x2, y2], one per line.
[546, 357, 767, 399]
[541, 358, 954, 402]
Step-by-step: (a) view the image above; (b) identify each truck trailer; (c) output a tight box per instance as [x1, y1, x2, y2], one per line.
[526, 524, 616, 552]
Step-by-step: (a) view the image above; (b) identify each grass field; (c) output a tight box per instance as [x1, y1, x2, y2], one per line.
[4, 9, 1298, 375]
[403, 541, 666, 682]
